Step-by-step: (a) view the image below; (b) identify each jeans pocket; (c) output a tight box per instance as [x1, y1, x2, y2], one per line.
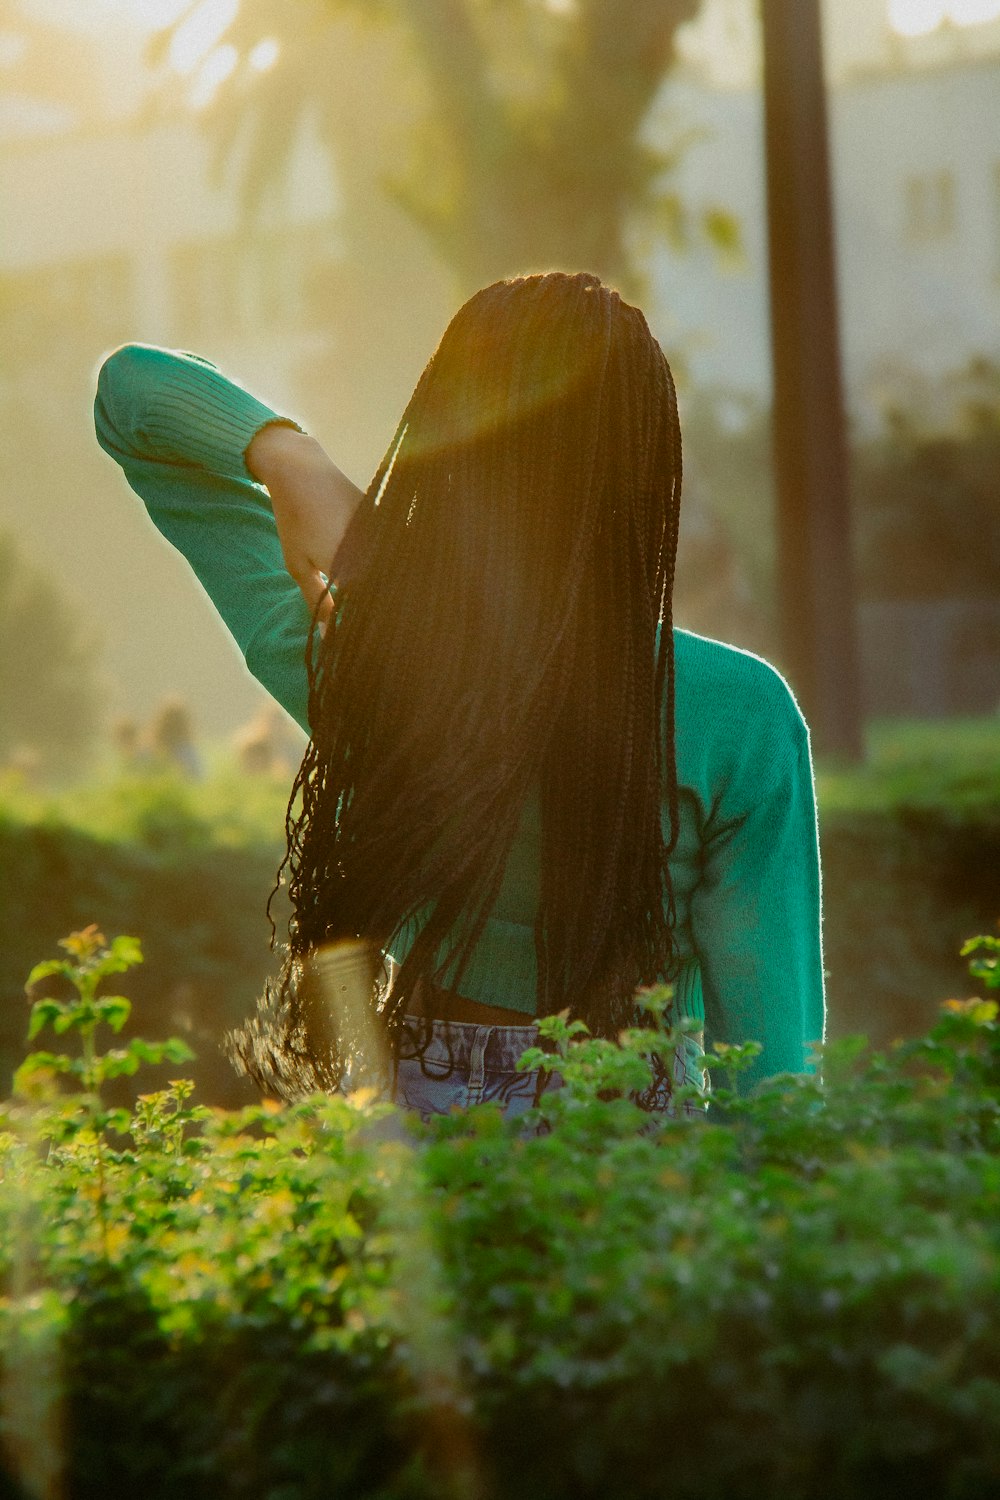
[394, 1056, 466, 1119]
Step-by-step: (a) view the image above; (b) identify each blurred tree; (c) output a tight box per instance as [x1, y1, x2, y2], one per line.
[153, 0, 732, 297]
[853, 356, 1000, 601]
[681, 368, 1000, 607]
[854, 429, 1000, 602]
[0, 531, 103, 777]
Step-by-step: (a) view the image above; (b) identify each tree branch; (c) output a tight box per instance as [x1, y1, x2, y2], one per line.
[401, 0, 503, 163]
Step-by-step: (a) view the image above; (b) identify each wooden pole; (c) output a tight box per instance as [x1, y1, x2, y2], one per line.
[761, 0, 865, 761]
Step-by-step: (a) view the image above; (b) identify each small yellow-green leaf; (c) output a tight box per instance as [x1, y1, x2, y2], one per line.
[109, 935, 143, 968]
[58, 925, 105, 959]
[25, 959, 74, 991]
[702, 206, 744, 269]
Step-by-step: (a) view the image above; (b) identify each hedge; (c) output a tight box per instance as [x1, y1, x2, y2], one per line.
[0, 925, 998, 1500]
[2, 796, 998, 1105]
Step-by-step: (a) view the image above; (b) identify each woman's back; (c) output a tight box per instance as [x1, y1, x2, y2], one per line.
[390, 625, 825, 1094]
[94, 279, 825, 1102]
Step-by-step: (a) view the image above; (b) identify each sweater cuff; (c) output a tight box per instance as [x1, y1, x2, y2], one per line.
[142, 361, 305, 482]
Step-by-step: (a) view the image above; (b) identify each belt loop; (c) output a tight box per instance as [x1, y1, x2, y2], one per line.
[468, 1025, 493, 1093]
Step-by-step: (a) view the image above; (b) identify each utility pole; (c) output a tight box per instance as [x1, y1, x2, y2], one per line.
[761, 0, 865, 761]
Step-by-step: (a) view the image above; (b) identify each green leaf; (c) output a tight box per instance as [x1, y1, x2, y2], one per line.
[960, 935, 1000, 957]
[25, 959, 74, 991]
[96, 995, 132, 1033]
[516, 1047, 548, 1073]
[702, 206, 745, 269]
[650, 190, 690, 252]
[163, 1038, 196, 1064]
[100, 1051, 143, 1079]
[123, 1039, 166, 1065]
[13, 1050, 74, 1091]
[27, 999, 66, 1041]
[959, 936, 1000, 991]
[108, 935, 143, 969]
[707, 1040, 763, 1074]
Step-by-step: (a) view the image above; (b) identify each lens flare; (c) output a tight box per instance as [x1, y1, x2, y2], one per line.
[303, 939, 387, 1089]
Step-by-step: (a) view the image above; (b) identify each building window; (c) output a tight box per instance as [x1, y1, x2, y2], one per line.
[904, 169, 956, 242]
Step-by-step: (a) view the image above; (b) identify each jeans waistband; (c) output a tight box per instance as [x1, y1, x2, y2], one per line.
[397, 1014, 541, 1073]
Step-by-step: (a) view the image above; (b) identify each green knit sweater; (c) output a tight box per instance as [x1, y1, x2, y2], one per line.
[94, 342, 826, 1093]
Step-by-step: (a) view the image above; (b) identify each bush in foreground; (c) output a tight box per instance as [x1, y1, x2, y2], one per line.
[0, 925, 999, 1500]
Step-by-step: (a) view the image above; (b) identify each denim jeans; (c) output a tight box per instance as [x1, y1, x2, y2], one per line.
[392, 1014, 707, 1124]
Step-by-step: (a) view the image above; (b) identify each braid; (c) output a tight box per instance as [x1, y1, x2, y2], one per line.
[231, 272, 685, 1104]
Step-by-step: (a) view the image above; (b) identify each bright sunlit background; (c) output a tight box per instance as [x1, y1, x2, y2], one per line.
[1, 0, 998, 760]
[889, 0, 1000, 34]
[0, 0, 996, 1138]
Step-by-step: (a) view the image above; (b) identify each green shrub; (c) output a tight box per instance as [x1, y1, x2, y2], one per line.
[1, 730, 998, 1106]
[0, 780, 286, 1106]
[1, 925, 999, 1499]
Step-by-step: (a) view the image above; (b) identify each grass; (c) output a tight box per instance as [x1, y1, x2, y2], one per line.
[0, 715, 997, 844]
[0, 746, 291, 850]
[815, 715, 1000, 816]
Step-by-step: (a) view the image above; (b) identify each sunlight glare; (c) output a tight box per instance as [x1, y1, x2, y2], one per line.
[0, 31, 28, 67]
[168, 0, 239, 77]
[186, 41, 237, 109]
[888, 0, 1000, 30]
[248, 36, 280, 72]
[31, 0, 193, 29]
[124, 0, 193, 25]
[949, 0, 1000, 23]
[888, 0, 947, 34]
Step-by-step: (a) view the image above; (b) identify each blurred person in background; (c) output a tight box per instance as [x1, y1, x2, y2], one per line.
[147, 696, 203, 780]
[232, 703, 305, 778]
[94, 271, 825, 1122]
[111, 714, 155, 773]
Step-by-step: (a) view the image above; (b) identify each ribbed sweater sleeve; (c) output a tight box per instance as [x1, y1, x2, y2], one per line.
[94, 342, 314, 731]
[687, 664, 826, 1095]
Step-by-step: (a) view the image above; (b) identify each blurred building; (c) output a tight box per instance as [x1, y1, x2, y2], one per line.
[1, 0, 997, 723]
[656, 0, 1000, 413]
[0, 2, 348, 739]
[659, 0, 1000, 718]
[5, 0, 998, 416]
[0, 101, 342, 403]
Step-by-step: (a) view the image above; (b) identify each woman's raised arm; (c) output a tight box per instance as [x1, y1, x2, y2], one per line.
[94, 342, 359, 732]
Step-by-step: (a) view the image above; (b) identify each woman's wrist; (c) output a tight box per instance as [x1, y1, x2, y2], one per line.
[245, 419, 366, 607]
[245, 421, 320, 487]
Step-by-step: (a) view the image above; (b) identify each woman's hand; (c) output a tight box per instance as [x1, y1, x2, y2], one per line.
[246, 423, 364, 629]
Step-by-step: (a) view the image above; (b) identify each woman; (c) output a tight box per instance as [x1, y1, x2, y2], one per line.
[94, 271, 825, 1120]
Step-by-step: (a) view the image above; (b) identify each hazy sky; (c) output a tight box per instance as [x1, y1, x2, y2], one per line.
[15, 0, 1000, 101]
[18, 0, 190, 33]
[20, 0, 1000, 34]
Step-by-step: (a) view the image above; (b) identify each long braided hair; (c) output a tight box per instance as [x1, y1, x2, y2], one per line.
[230, 271, 685, 1104]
